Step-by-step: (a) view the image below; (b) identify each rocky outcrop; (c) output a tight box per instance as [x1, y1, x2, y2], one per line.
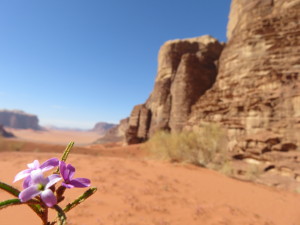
[125, 36, 224, 144]
[94, 118, 129, 144]
[182, 0, 300, 189]
[0, 110, 41, 130]
[0, 124, 14, 138]
[91, 122, 117, 135]
[122, 0, 300, 189]
[187, 0, 300, 150]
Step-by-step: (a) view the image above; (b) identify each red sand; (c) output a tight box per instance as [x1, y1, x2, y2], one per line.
[1, 130, 300, 225]
[6, 128, 101, 145]
[1, 150, 300, 225]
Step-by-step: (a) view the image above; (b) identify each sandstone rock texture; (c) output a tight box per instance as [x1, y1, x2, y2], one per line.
[188, 0, 300, 151]
[124, 0, 300, 189]
[0, 110, 41, 130]
[125, 36, 224, 144]
[185, 0, 300, 188]
[91, 122, 116, 135]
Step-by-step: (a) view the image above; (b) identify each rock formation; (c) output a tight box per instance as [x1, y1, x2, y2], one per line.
[0, 110, 41, 130]
[184, 0, 300, 188]
[91, 122, 116, 135]
[0, 124, 14, 138]
[123, 0, 300, 189]
[188, 0, 300, 152]
[94, 118, 129, 144]
[125, 36, 224, 144]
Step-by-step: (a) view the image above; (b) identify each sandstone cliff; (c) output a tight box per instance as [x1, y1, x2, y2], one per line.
[185, 0, 300, 188]
[0, 110, 41, 130]
[188, 0, 300, 151]
[125, 36, 224, 144]
[124, 0, 300, 189]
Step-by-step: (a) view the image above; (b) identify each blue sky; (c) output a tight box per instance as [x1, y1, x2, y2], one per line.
[0, 0, 231, 129]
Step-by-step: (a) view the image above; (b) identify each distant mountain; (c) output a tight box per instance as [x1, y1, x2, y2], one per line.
[0, 109, 41, 130]
[91, 122, 117, 135]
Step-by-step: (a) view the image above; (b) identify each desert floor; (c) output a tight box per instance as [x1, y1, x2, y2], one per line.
[1, 129, 300, 225]
[5, 128, 102, 145]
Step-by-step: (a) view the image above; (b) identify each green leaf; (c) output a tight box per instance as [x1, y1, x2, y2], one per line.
[0, 181, 20, 197]
[0, 198, 21, 210]
[64, 187, 97, 213]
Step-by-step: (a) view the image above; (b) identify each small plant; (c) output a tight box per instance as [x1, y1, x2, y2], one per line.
[0, 141, 97, 225]
[145, 123, 228, 167]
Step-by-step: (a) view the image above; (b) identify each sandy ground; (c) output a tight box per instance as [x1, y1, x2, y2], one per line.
[6, 128, 101, 145]
[1, 151, 300, 225]
[0, 131, 300, 225]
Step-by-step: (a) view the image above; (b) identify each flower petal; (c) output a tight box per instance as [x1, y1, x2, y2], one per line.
[27, 160, 40, 169]
[40, 158, 59, 172]
[66, 164, 75, 180]
[23, 176, 32, 189]
[41, 189, 57, 207]
[59, 161, 67, 180]
[69, 178, 90, 188]
[13, 169, 31, 183]
[45, 174, 62, 189]
[19, 185, 41, 202]
[31, 169, 48, 185]
[62, 182, 75, 189]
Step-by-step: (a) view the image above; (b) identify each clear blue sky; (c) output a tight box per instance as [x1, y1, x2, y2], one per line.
[0, 0, 231, 129]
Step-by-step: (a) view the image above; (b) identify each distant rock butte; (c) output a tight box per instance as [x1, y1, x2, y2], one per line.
[94, 118, 129, 144]
[0, 110, 41, 130]
[91, 122, 117, 135]
[122, 0, 300, 189]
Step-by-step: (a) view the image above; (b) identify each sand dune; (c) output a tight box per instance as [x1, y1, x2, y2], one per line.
[1, 147, 300, 225]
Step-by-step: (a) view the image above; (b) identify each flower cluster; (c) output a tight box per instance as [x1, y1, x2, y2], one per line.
[14, 158, 90, 207]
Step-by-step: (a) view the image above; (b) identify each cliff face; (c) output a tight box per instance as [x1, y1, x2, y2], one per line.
[183, 0, 300, 188]
[123, 0, 300, 188]
[0, 110, 41, 130]
[125, 0, 300, 150]
[188, 0, 300, 151]
[125, 36, 224, 144]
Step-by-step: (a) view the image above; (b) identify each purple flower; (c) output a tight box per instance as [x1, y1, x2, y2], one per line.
[19, 169, 61, 207]
[59, 161, 90, 188]
[14, 158, 59, 188]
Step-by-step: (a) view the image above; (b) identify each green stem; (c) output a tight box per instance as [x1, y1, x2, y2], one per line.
[0, 181, 20, 197]
[61, 141, 74, 162]
[53, 205, 67, 225]
[0, 181, 45, 222]
[0, 198, 40, 209]
[63, 187, 97, 213]
[55, 141, 74, 174]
